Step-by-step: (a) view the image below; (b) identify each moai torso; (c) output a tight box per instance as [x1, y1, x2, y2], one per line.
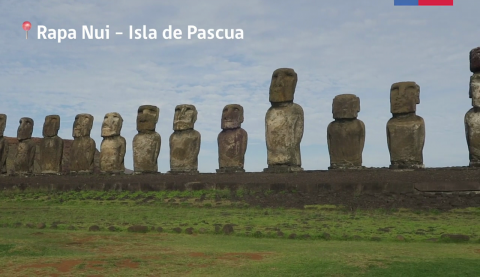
[386, 82, 425, 169]
[264, 68, 304, 172]
[39, 115, 63, 173]
[14, 117, 35, 174]
[100, 112, 126, 173]
[217, 104, 248, 172]
[133, 105, 161, 173]
[327, 94, 365, 169]
[70, 114, 96, 173]
[169, 105, 201, 173]
[0, 114, 8, 174]
[465, 48, 480, 166]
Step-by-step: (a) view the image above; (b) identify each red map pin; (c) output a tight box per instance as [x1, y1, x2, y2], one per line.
[22, 21, 32, 39]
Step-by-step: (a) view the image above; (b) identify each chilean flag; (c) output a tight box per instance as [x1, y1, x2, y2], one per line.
[394, 0, 453, 5]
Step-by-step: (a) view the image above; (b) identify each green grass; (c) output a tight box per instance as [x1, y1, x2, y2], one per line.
[0, 190, 479, 276]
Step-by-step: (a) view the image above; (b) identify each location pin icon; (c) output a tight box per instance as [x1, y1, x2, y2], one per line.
[22, 21, 32, 39]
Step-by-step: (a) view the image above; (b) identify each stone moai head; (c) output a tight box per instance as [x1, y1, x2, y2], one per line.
[173, 104, 197, 131]
[101, 112, 123, 137]
[17, 117, 34, 140]
[469, 74, 480, 108]
[221, 104, 244, 129]
[269, 68, 298, 103]
[390, 82, 420, 114]
[73, 113, 94, 138]
[470, 47, 480, 73]
[137, 105, 159, 132]
[43, 115, 60, 137]
[0, 114, 6, 137]
[332, 94, 360, 119]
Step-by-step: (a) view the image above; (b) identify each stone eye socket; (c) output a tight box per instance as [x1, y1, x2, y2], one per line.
[234, 108, 239, 112]
[223, 108, 228, 112]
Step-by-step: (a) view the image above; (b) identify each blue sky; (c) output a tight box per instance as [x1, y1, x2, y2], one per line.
[0, 0, 477, 172]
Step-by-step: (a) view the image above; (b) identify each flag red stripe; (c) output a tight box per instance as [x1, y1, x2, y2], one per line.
[419, 0, 453, 5]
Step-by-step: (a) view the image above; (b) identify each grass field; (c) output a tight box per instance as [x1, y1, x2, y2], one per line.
[0, 190, 479, 276]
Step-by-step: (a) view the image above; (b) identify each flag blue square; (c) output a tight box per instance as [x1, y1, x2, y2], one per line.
[394, 0, 419, 5]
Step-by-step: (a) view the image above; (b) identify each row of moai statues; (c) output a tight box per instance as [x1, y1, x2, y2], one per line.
[3, 46, 480, 175]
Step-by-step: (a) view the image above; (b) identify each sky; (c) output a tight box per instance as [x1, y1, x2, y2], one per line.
[0, 0, 477, 172]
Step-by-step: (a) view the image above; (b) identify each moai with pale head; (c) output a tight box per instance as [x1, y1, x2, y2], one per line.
[386, 82, 425, 169]
[14, 117, 35, 174]
[100, 112, 126, 173]
[465, 47, 480, 166]
[327, 94, 365, 169]
[217, 104, 248, 173]
[133, 105, 161, 173]
[169, 104, 201, 174]
[70, 113, 96, 173]
[39, 115, 63, 174]
[264, 68, 304, 173]
[0, 114, 8, 174]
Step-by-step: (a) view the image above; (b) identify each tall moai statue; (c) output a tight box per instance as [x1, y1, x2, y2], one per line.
[14, 117, 35, 174]
[39, 115, 63, 174]
[100, 112, 126, 173]
[465, 47, 480, 167]
[169, 104, 201, 174]
[264, 68, 304, 173]
[133, 105, 161, 173]
[327, 94, 365, 169]
[217, 104, 248, 173]
[0, 114, 8, 174]
[70, 113, 96, 173]
[386, 82, 425, 169]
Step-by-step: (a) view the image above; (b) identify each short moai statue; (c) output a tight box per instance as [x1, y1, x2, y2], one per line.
[264, 68, 304, 173]
[14, 117, 35, 174]
[217, 104, 248, 173]
[39, 115, 63, 174]
[169, 104, 201, 174]
[465, 47, 480, 167]
[100, 112, 126, 173]
[386, 82, 425, 169]
[133, 105, 161, 173]
[327, 94, 365, 169]
[70, 114, 96, 173]
[0, 114, 8, 174]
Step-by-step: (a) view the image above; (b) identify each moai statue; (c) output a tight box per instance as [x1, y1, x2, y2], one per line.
[217, 104, 248, 173]
[264, 68, 304, 173]
[133, 105, 161, 173]
[0, 114, 8, 175]
[100, 112, 126, 173]
[14, 117, 35, 174]
[327, 94, 365, 169]
[386, 82, 425, 169]
[465, 47, 480, 167]
[169, 104, 201, 174]
[39, 115, 63, 174]
[70, 114, 96, 173]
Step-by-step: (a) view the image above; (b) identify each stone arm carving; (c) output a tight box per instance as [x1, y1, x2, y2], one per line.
[359, 120, 366, 153]
[87, 139, 96, 172]
[0, 140, 8, 170]
[28, 143, 35, 173]
[154, 133, 161, 165]
[120, 136, 127, 169]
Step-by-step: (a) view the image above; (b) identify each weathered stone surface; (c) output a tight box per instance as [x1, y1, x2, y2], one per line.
[265, 68, 304, 172]
[39, 115, 63, 174]
[387, 82, 425, 169]
[470, 47, 480, 73]
[328, 94, 365, 169]
[217, 104, 247, 173]
[0, 114, 8, 174]
[169, 105, 201, 174]
[133, 105, 161, 173]
[70, 114, 96, 173]
[14, 117, 35, 174]
[465, 73, 480, 166]
[100, 112, 126, 173]
[332, 94, 360, 119]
